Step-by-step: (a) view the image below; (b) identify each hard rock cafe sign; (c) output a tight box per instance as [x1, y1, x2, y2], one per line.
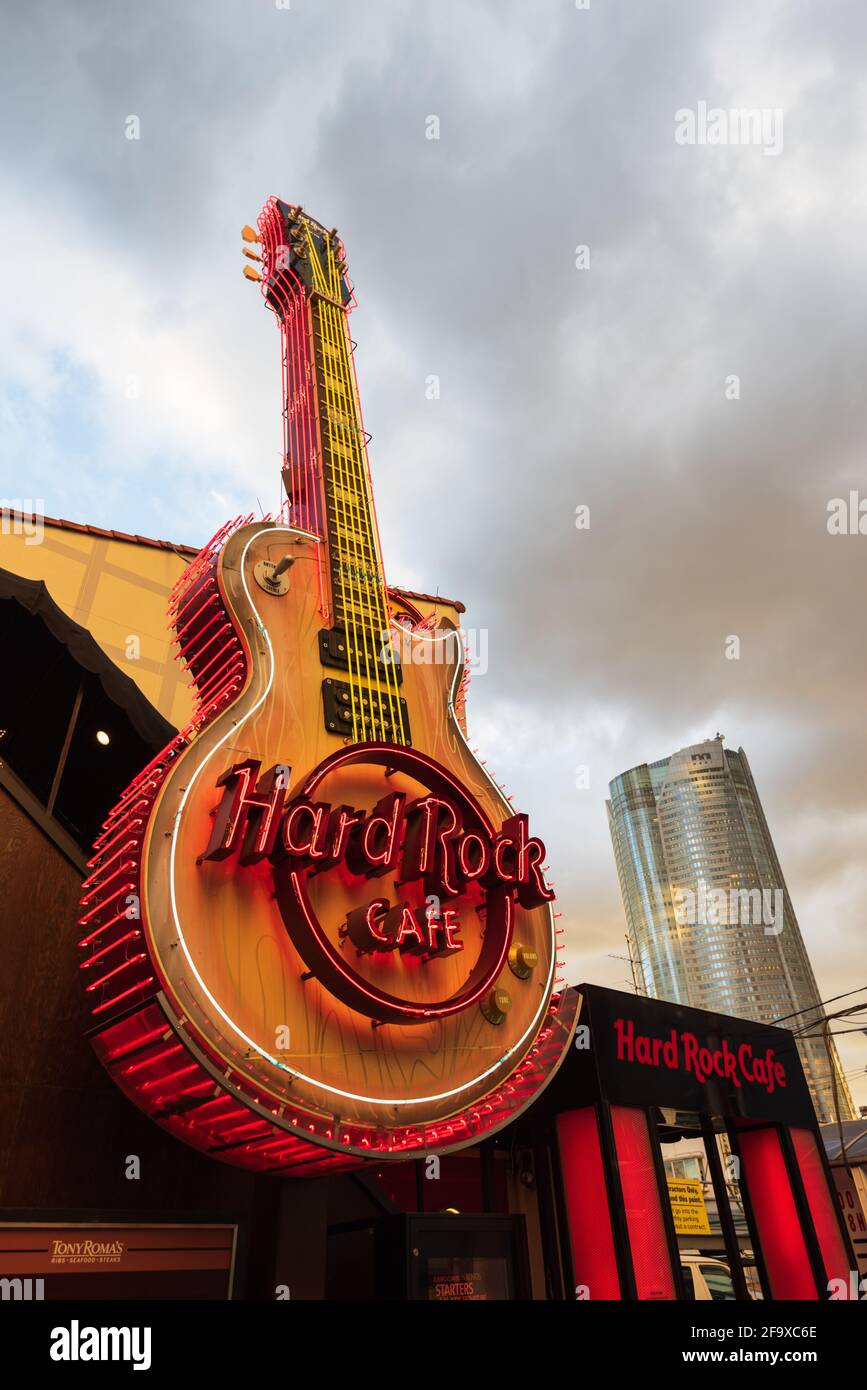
[78, 200, 576, 1172]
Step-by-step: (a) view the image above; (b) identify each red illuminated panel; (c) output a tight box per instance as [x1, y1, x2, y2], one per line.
[791, 1128, 851, 1287]
[88, 992, 579, 1176]
[736, 1126, 818, 1299]
[611, 1106, 676, 1300]
[556, 1108, 621, 1299]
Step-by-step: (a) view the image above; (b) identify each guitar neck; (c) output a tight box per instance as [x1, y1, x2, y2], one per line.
[310, 291, 389, 641]
[264, 211, 389, 641]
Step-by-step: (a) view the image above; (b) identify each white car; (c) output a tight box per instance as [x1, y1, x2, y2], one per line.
[679, 1255, 737, 1300]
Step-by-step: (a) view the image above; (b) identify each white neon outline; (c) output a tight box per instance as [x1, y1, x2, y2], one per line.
[166, 525, 557, 1108]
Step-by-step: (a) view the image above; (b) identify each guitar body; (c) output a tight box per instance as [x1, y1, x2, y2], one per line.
[141, 520, 558, 1136]
[79, 199, 573, 1171]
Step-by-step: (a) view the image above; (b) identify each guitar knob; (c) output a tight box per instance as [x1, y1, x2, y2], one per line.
[480, 986, 512, 1026]
[508, 943, 538, 980]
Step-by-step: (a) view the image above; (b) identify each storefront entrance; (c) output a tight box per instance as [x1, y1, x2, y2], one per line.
[518, 985, 856, 1300]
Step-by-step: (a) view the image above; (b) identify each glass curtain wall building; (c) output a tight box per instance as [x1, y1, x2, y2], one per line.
[606, 736, 854, 1124]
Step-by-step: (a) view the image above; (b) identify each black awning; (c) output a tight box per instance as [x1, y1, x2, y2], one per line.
[0, 566, 177, 850]
[0, 567, 175, 750]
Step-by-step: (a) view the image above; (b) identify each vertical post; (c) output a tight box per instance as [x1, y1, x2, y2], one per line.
[647, 1108, 685, 1299]
[725, 1123, 772, 1301]
[534, 1136, 567, 1301]
[597, 1101, 638, 1298]
[700, 1115, 750, 1300]
[778, 1126, 834, 1297]
[46, 682, 84, 818]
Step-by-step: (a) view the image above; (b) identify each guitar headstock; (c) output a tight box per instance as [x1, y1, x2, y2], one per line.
[241, 198, 352, 310]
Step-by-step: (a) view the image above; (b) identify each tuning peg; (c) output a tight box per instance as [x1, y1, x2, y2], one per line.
[241, 225, 261, 244]
[242, 247, 262, 262]
[242, 265, 263, 282]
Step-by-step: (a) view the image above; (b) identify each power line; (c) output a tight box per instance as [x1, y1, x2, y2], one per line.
[770, 985, 867, 1027]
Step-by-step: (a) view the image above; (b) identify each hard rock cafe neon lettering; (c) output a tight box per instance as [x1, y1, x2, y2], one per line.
[614, 1017, 787, 1095]
[196, 744, 555, 1024]
[345, 899, 464, 956]
[199, 758, 555, 910]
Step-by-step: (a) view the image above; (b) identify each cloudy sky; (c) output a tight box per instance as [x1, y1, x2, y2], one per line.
[2, 0, 866, 1107]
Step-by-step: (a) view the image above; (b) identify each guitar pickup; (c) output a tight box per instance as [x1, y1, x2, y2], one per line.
[322, 678, 411, 744]
[318, 627, 402, 685]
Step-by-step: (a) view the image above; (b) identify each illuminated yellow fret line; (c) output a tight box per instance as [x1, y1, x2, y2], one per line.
[319, 305, 362, 739]
[314, 295, 362, 741]
[321, 291, 390, 738]
[319, 291, 397, 739]
[305, 222, 329, 295]
[328, 235, 340, 301]
[335, 305, 408, 746]
[317, 293, 384, 739]
[320, 289, 390, 740]
[321, 279, 407, 746]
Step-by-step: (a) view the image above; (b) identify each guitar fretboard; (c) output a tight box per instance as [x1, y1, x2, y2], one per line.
[259, 202, 408, 745]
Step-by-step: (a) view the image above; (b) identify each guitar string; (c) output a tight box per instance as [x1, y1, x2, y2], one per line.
[330, 288, 407, 745]
[320, 230, 394, 741]
[301, 220, 361, 738]
[329, 282, 404, 741]
[301, 218, 404, 746]
[333, 283, 409, 748]
[322, 228, 406, 745]
[320, 291, 387, 740]
[321, 279, 394, 741]
[316, 293, 366, 741]
[315, 246, 375, 739]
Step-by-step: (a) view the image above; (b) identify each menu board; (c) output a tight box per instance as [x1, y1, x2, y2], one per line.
[427, 1256, 510, 1301]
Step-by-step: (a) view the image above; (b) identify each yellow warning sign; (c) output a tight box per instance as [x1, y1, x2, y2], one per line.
[667, 1178, 711, 1235]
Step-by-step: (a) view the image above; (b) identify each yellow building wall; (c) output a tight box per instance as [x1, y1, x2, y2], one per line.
[0, 520, 464, 733]
[0, 523, 195, 730]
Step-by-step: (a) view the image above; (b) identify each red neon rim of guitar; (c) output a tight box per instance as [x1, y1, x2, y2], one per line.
[277, 743, 515, 1024]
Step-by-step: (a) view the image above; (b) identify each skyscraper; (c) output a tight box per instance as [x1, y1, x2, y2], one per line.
[606, 736, 854, 1124]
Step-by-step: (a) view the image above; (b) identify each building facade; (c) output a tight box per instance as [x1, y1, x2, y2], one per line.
[607, 737, 854, 1125]
[0, 524, 855, 1299]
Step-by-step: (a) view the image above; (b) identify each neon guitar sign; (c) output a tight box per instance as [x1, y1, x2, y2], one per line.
[78, 198, 576, 1173]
